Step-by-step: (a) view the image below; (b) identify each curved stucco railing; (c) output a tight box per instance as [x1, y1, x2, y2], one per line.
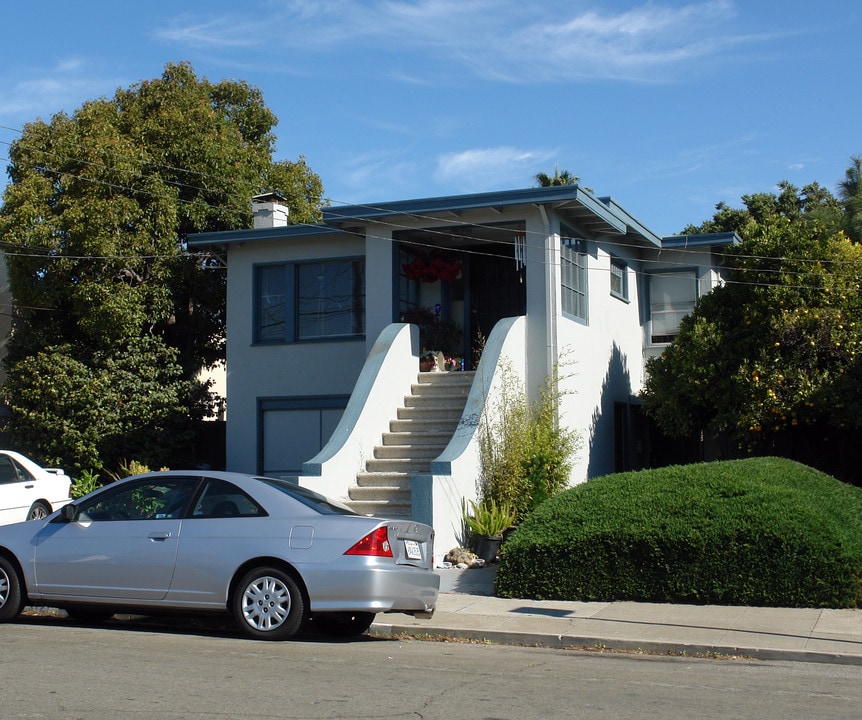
[412, 315, 527, 560]
[300, 322, 419, 500]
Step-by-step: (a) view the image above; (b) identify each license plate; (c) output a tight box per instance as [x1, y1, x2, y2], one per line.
[404, 540, 422, 560]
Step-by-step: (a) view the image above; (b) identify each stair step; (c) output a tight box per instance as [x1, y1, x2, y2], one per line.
[403, 395, 467, 410]
[389, 420, 459, 435]
[347, 498, 413, 519]
[365, 458, 432, 473]
[382, 431, 452, 446]
[346, 370, 476, 521]
[396, 406, 462, 421]
[349, 485, 411, 502]
[374, 445, 442, 460]
[355, 471, 413, 486]
[409, 383, 471, 398]
[416, 371, 476, 384]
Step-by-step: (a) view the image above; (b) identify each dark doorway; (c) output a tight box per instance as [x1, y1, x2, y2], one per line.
[396, 221, 526, 369]
[467, 248, 526, 358]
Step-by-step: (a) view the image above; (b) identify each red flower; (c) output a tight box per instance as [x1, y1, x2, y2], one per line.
[402, 253, 461, 283]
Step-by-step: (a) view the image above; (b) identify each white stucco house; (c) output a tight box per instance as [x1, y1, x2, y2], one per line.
[188, 185, 737, 559]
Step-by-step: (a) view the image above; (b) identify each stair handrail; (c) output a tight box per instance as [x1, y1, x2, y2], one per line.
[300, 322, 419, 500]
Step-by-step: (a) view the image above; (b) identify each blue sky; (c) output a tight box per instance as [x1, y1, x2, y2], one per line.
[1, 0, 859, 236]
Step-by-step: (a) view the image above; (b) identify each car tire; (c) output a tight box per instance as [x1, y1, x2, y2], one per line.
[313, 611, 376, 637]
[232, 567, 305, 641]
[26, 501, 51, 521]
[0, 556, 25, 622]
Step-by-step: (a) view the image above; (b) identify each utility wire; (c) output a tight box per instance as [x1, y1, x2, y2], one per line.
[2, 133, 861, 290]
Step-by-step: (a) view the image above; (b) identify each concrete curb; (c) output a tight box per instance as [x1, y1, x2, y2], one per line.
[370, 621, 862, 666]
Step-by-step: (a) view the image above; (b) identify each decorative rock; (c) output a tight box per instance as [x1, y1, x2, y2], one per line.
[444, 547, 477, 565]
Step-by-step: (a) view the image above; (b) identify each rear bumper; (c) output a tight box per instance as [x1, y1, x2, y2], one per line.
[302, 563, 440, 616]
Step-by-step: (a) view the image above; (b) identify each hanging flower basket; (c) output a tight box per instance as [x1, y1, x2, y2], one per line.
[402, 252, 461, 283]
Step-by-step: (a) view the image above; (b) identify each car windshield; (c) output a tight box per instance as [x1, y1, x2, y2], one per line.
[255, 477, 358, 516]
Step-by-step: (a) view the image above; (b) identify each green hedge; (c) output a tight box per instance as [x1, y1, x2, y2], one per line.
[494, 458, 862, 608]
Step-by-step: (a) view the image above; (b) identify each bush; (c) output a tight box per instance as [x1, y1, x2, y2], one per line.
[478, 360, 579, 523]
[495, 457, 862, 608]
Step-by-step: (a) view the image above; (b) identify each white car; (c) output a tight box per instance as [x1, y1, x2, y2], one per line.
[0, 451, 73, 525]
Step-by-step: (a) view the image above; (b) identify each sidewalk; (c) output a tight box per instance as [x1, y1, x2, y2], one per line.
[371, 566, 862, 665]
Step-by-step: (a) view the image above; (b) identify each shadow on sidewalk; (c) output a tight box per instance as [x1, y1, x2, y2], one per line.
[437, 564, 498, 595]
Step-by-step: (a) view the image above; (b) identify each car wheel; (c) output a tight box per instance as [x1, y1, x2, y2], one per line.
[26, 501, 51, 521]
[0, 556, 24, 622]
[232, 567, 305, 641]
[314, 612, 376, 637]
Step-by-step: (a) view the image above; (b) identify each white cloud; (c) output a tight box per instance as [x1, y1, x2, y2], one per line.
[435, 146, 554, 190]
[0, 60, 120, 122]
[156, 0, 775, 83]
[155, 14, 262, 48]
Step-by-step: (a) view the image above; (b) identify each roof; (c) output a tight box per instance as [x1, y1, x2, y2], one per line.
[187, 185, 664, 249]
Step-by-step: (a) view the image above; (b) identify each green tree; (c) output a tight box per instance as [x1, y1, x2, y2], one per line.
[643, 168, 862, 482]
[837, 155, 862, 242]
[535, 165, 579, 187]
[0, 62, 324, 472]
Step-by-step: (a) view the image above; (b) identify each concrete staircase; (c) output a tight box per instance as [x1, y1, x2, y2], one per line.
[347, 370, 475, 519]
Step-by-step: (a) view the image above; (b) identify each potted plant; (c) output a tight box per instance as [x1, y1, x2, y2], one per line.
[419, 351, 437, 372]
[463, 498, 516, 564]
[444, 356, 462, 371]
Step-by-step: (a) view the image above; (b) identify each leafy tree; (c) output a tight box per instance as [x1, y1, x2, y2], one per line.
[535, 165, 579, 187]
[0, 62, 324, 472]
[643, 167, 862, 483]
[838, 155, 862, 242]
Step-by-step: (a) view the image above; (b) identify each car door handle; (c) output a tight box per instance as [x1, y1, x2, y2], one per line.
[24, 484, 34, 488]
[148, 532, 172, 541]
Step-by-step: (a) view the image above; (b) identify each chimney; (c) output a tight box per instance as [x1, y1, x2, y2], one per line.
[252, 191, 289, 228]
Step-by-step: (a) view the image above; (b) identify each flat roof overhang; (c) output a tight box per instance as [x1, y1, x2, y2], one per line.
[188, 185, 663, 249]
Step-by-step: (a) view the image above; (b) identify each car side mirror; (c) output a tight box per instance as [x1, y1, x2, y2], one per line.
[60, 504, 78, 523]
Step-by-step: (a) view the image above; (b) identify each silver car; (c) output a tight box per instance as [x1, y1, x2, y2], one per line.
[0, 471, 438, 640]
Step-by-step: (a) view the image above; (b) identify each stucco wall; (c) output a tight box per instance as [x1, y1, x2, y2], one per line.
[224, 231, 367, 473]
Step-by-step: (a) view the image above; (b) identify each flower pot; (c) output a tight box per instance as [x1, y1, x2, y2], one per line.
[419, 360, 435, 372]
[475, 535, 502, 564]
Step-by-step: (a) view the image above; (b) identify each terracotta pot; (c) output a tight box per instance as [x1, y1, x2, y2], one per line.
[419, 360, 435, 372]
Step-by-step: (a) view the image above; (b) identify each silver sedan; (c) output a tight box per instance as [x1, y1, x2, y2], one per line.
[0, 471, 438, 640]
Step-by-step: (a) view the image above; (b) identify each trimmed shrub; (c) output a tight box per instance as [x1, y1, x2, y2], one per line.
[495, 457, 862, 608]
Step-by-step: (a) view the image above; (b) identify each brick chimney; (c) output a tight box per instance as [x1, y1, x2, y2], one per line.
[252, 192, 289, 228]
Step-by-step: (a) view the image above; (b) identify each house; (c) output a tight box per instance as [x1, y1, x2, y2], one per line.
[188, 185, 737, 559]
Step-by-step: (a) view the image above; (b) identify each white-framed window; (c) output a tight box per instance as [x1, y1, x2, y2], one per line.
[649, 270, 697, 343]
[610, 257, 628, 301]
[560, 227, 588, 322]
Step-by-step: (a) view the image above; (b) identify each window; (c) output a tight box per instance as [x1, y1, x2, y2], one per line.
[257, 265, 287, 342]
[191, 479, 263, 518]
[610, 258, 628, 301]
[255, 258, 365, 343]
[560, 229, 588, 321]
[297, 259, 365, 339]
[77, 477, 199, 521]
[0, 456, 35, 484]
[650, 270, 697, 343]
[258, 477, 358, 515]
[259, 396, 349, 476]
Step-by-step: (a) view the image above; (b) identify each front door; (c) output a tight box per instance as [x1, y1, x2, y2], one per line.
[468, 250, 526, 350]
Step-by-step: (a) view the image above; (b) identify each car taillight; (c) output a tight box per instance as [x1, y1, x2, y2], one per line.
[345, 526, 393, 557]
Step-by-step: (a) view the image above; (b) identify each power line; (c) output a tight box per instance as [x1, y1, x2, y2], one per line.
[2, 130, 861, 290]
